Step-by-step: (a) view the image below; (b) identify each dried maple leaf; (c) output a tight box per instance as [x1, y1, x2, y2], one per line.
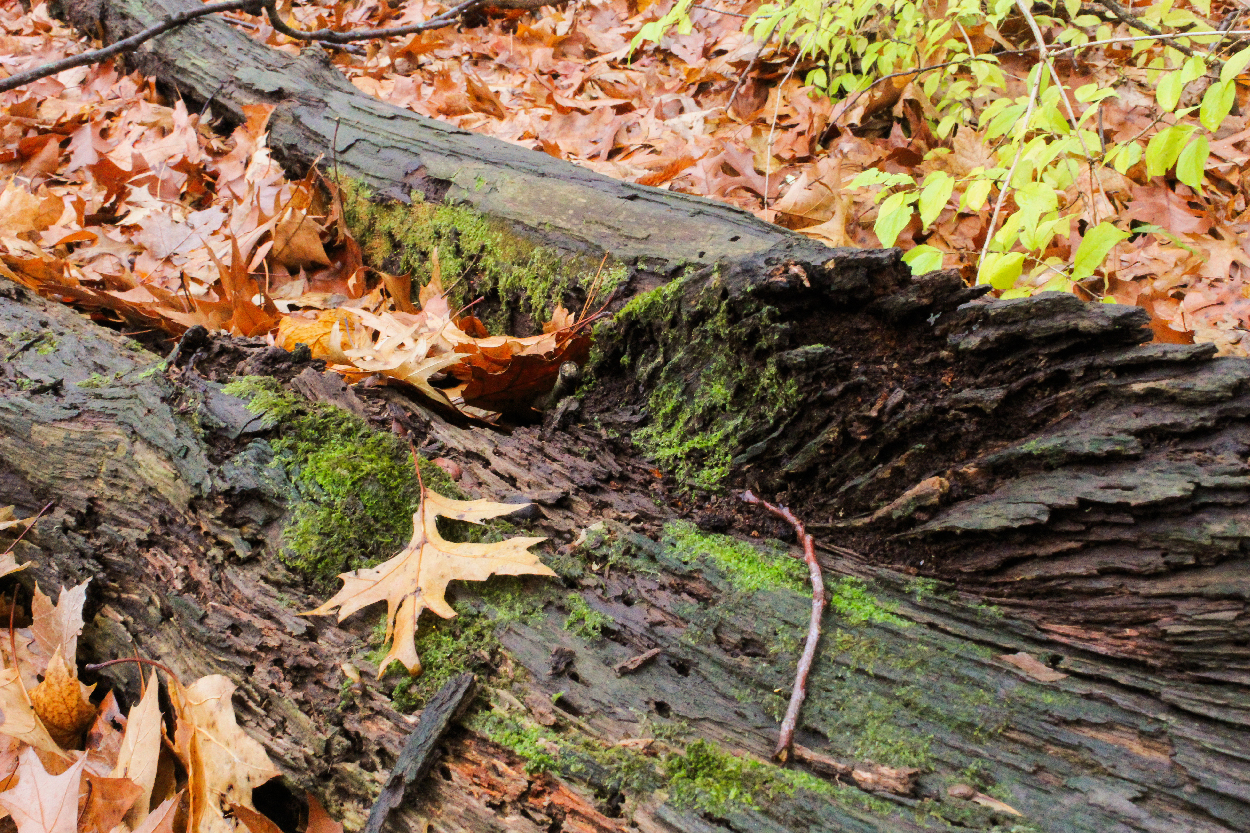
[111, 672, 162, 826]
[309, 488, 554, 677]
[0, 667, 70, 760]
[29, 647, 95, 750]
[170, 676, 280, 833]
[0, 747, 84, 833]
[31, 582, 88, 668]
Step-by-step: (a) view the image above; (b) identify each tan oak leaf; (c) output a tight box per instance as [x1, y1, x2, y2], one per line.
[308, 488, 553, 677]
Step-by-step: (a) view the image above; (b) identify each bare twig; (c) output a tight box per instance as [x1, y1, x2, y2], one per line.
[0, 0, 260, 94]
[1049, 29, 1250, 59]
[1014, 0, 1105, 226]
[1, 501, 53, 557]
[691, 4, 750, 17]
[978, 58, 1042, 277]
[741, 490, 825, 762]
[0, 0, 497, 93]
[1095, 0, 1199, 58]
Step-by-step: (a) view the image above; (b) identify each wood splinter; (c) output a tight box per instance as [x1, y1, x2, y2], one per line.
[363, 672, 477, 833]
[741, 490, 826, 762]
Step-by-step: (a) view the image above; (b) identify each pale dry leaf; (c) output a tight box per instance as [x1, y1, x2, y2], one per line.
[129, 793, 182, 833]
[31, 580, 89, 666]
[309, 488, 553, 677]
[0, 746, 85, 833]
[112, 672, 162, 826]
[0, 667, 70, 759]
[171, 676, 280, 833]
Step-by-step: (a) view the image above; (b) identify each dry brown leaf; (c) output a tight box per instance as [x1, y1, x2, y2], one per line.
[309, 488, 553, 677]
[0, 747, 85, 833]
[84, 690, 126, 771]
[228, 804, 284, 833]
[29, 647, 96, 750]
[31, 581, 89, 668]
[0, 667, 71, 760]
[171, 675, 280, 833]
[305, 792, 343, 833]
[81, 771, 143, 833]
[111, 672, 162, 826]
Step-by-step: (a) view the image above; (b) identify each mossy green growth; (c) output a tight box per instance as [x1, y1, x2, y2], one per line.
[828, 577, 908, 626]
[338, 180, 626, 329]
[663, 740, 895, 817]
[663, 521, 805, 593]
[387, 610, 496, 711]
[611, 271, 800, 490]
[222, 376, 460, 585]
[562, 592, 613, 640]
[466, 708, 560, 773]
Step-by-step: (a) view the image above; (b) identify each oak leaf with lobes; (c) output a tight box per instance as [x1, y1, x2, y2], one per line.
[309, 488, 554, 677]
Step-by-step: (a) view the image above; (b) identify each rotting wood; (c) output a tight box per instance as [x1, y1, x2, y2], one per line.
[4, 272, 1250, 831]
[362, 672, 476, 833]
[8, 2, 1250, 828]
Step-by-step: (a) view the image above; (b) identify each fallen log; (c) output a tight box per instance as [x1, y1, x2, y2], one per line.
[1, 2, 1245, 831]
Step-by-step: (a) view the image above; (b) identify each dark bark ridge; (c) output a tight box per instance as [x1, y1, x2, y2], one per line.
[601, 253, 1250, 681]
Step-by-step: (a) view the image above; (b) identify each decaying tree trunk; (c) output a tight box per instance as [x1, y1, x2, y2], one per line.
[2, 1, 1248, 831]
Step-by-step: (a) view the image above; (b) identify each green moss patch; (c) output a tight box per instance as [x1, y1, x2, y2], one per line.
[339, 181, 626, 329]
[663, 521, 806, 593]
[607, 270, 800, 490]
[222, 376, 460, 585]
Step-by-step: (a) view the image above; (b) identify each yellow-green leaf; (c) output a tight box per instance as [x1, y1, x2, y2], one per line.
[978, 251, 1026, 289]
[1175, 134, 1209, 189]
[874, 191, 916, 247]
[1200, 80, 1236, 131]
[1071, 222, 1129, 281]
[903, 245, 944, 275]
[918, 172, 954, 228]
[1145, 125, 1195, 177]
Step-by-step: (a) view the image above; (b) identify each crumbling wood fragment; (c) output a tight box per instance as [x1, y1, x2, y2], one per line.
[363, 672, 476, 833]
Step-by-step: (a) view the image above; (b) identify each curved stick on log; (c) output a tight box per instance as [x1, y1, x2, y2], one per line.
[742, 490, 825, 762]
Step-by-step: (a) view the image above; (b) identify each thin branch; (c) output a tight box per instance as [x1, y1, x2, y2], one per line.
[1014, 0, 1106, 226]
[742, 490, 825, 763]
[691, 4, 750, 17]
[978, 63, 1042, 276]
[260, 0, 488, 44]
[1049, 29, 1250, 58]
[1095, 0, 1199, 59]
[0, 0, 261, 94]
[1, 501, 53, 557]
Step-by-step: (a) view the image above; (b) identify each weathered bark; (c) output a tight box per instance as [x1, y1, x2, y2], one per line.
[5, 264, 1250, 832]
[4, 2, 1247, 831]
